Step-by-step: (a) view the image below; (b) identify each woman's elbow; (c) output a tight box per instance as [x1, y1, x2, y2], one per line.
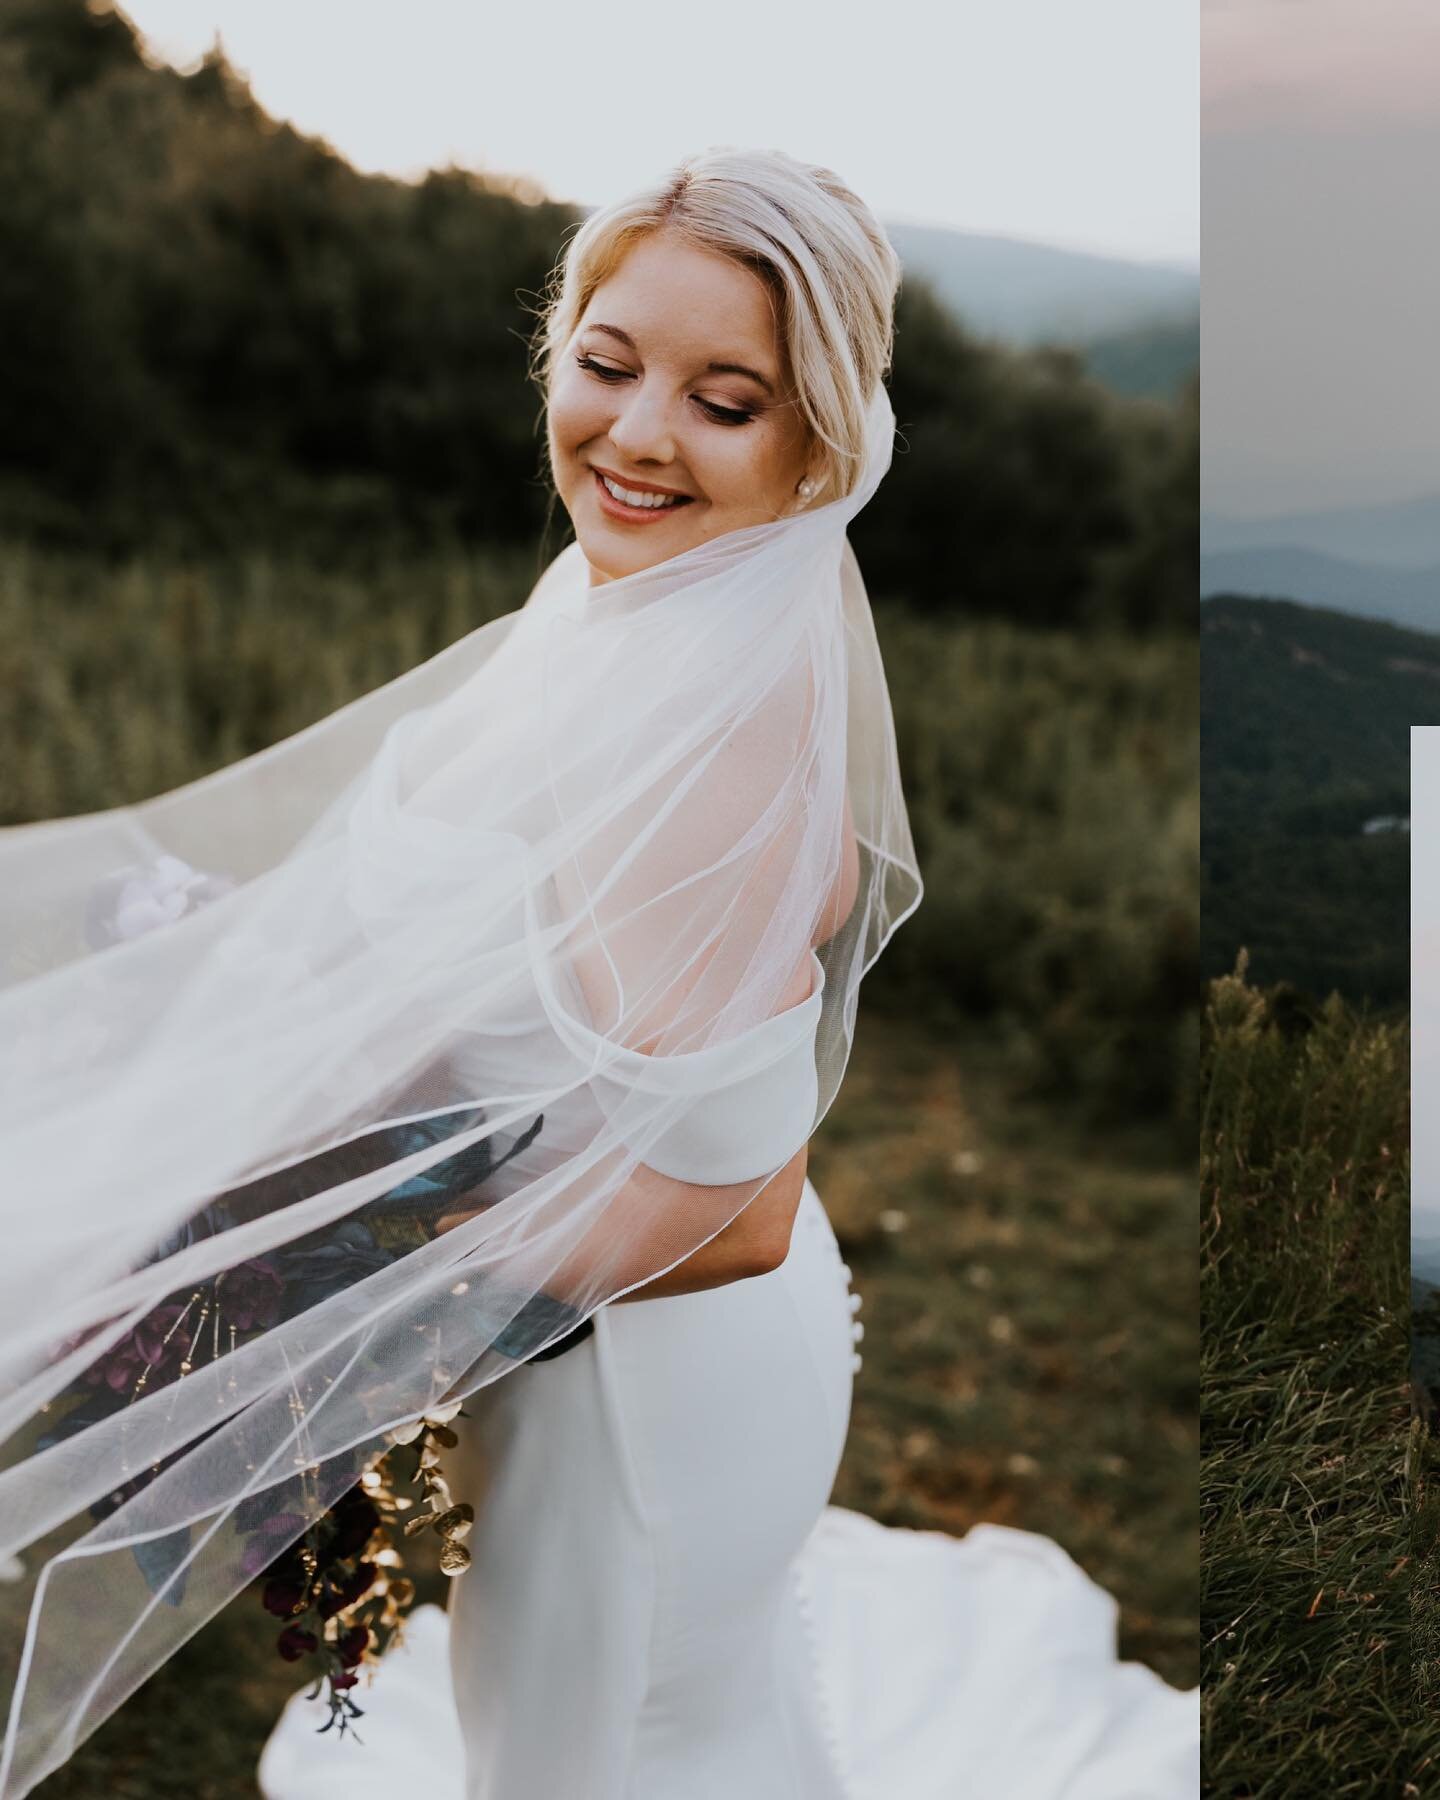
[739, 1152, 808, 1276]
[740, 1219, 797, 1278]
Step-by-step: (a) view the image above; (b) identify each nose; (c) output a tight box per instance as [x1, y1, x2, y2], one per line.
[605, 382, 678, 468]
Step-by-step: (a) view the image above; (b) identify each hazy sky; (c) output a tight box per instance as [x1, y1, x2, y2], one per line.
[116, 0, 1197, 266]
[1415, 727, 1440, 1236]
[1203, 0, 1439, 517]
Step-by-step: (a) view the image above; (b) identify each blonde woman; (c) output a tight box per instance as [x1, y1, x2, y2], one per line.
[245, 149, 1198, 1799]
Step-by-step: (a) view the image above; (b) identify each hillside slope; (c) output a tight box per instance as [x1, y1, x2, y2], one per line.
[1203, 595, 1439, 1005]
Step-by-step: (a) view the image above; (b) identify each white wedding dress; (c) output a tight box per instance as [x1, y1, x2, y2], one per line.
[259, 1171, 1198, 1799]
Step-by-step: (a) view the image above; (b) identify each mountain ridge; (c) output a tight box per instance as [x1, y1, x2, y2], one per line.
[1200, 548, 1439, 635]
[1202, 491, 1440, 571]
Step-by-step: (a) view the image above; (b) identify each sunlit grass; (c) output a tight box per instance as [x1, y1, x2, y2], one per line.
[1200, 956, 1412, 1795]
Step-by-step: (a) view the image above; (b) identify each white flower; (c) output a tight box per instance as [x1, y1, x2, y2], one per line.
[85, 853, 238, 949]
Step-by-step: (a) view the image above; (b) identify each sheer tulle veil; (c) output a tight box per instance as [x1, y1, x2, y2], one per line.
[0, 377, 920, 1794]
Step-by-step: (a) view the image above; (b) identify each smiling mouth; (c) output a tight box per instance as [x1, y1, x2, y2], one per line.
[591, 468, 697, 522]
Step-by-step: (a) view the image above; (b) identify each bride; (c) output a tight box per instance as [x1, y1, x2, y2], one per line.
[258, 151, 1198, 1798]
[0, 148, 1196, 1798]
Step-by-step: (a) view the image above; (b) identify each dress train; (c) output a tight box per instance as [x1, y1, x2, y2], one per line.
[259, 1181, 1197, 1799]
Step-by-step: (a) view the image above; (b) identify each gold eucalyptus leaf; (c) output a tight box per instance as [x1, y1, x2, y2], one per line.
[439, 1540, 472, 1575]
[427, 1504, 474, 1540]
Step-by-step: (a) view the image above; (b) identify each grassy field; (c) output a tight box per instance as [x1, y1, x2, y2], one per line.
[1411, 1281, 1440, 1782]
[1414, 1393, 1440, 1790]
[0, 535, 1198, 1133]
[0, 537, 1197, 1790]
[1200, 955, 1412, 1796]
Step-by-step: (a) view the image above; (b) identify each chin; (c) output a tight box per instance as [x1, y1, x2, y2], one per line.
[573, 532, 639, 585]
[573, 519, 704, 585]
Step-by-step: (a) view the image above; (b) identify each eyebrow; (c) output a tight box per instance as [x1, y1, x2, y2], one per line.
[586, 323, 776, 397]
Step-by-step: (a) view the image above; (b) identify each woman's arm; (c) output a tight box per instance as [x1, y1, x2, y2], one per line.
[431, 1137, 809, 1296]
[431, 946, 817, 1298]
[433, 798, 852, 1301]
[610, 1138, 809, 1300]
[601, 938, 824, 1298]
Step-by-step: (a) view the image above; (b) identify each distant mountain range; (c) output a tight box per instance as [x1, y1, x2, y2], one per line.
[1200, 547, 1439, 634]
[1202, 596, 1438, 1007]
[1201, 492, 1440, 634]
[883, 219, 1198, 402]
[883, 219, 1198, 345]
[1203, 492, 1440, 571]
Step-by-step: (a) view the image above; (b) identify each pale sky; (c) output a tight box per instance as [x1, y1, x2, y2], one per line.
[1203, 0, 1440, 516]
[116, 0, 1197, 266]
[1416, 727, 1440, 1239]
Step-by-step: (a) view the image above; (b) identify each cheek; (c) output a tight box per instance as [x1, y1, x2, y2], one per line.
[547, 375, 608, 471]
[707, 434, 794, 513]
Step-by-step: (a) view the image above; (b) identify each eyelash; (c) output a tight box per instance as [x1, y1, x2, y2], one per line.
[574, 354, 756, 427]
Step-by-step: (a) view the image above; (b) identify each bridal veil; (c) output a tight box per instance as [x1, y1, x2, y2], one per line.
[0, 381, 920, 1794]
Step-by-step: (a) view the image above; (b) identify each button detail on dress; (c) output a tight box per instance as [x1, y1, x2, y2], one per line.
[850, 1352, 863, 1373]
[851, 1321, 864, 1343]
[848, 1292, 863, 1315]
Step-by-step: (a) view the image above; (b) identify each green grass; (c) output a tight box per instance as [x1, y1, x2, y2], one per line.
[1412, 1421, 1440, 1788]
[0, 536, 1196, 1128]
[1200, 955, 1412, 1795]
[1410, 1289, 1440, 1782]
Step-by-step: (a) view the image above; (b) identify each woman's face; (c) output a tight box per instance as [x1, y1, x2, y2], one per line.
[546, 232, 819, 585]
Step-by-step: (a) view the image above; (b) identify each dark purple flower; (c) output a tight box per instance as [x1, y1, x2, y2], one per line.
[337, 1623, 370, 1668]
[214, 1257, 284, 1331]
[330, 1669, 360, 1690]
[319, 1560, 377, 1620]
[82, 1303, 194, 1394]
[262, 1576, 307, 1618]
[276, 1624, 319, 1662]
[325, 1491, 380, 1561]
[239, 1509, 311, 1578]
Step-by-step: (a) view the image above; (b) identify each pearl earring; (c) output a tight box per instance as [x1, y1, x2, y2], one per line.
[796, 477, 817, 505]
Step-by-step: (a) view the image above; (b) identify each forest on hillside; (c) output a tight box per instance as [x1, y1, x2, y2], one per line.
[0, 0, 1195, 630]
[1201, 595, 1434, 1009]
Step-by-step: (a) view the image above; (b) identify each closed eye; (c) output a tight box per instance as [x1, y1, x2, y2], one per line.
[575, 353, 630, 385]
[574, 355, 755, 427]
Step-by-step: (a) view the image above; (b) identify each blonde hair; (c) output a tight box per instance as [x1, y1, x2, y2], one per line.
[530, 147, 901, 501]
